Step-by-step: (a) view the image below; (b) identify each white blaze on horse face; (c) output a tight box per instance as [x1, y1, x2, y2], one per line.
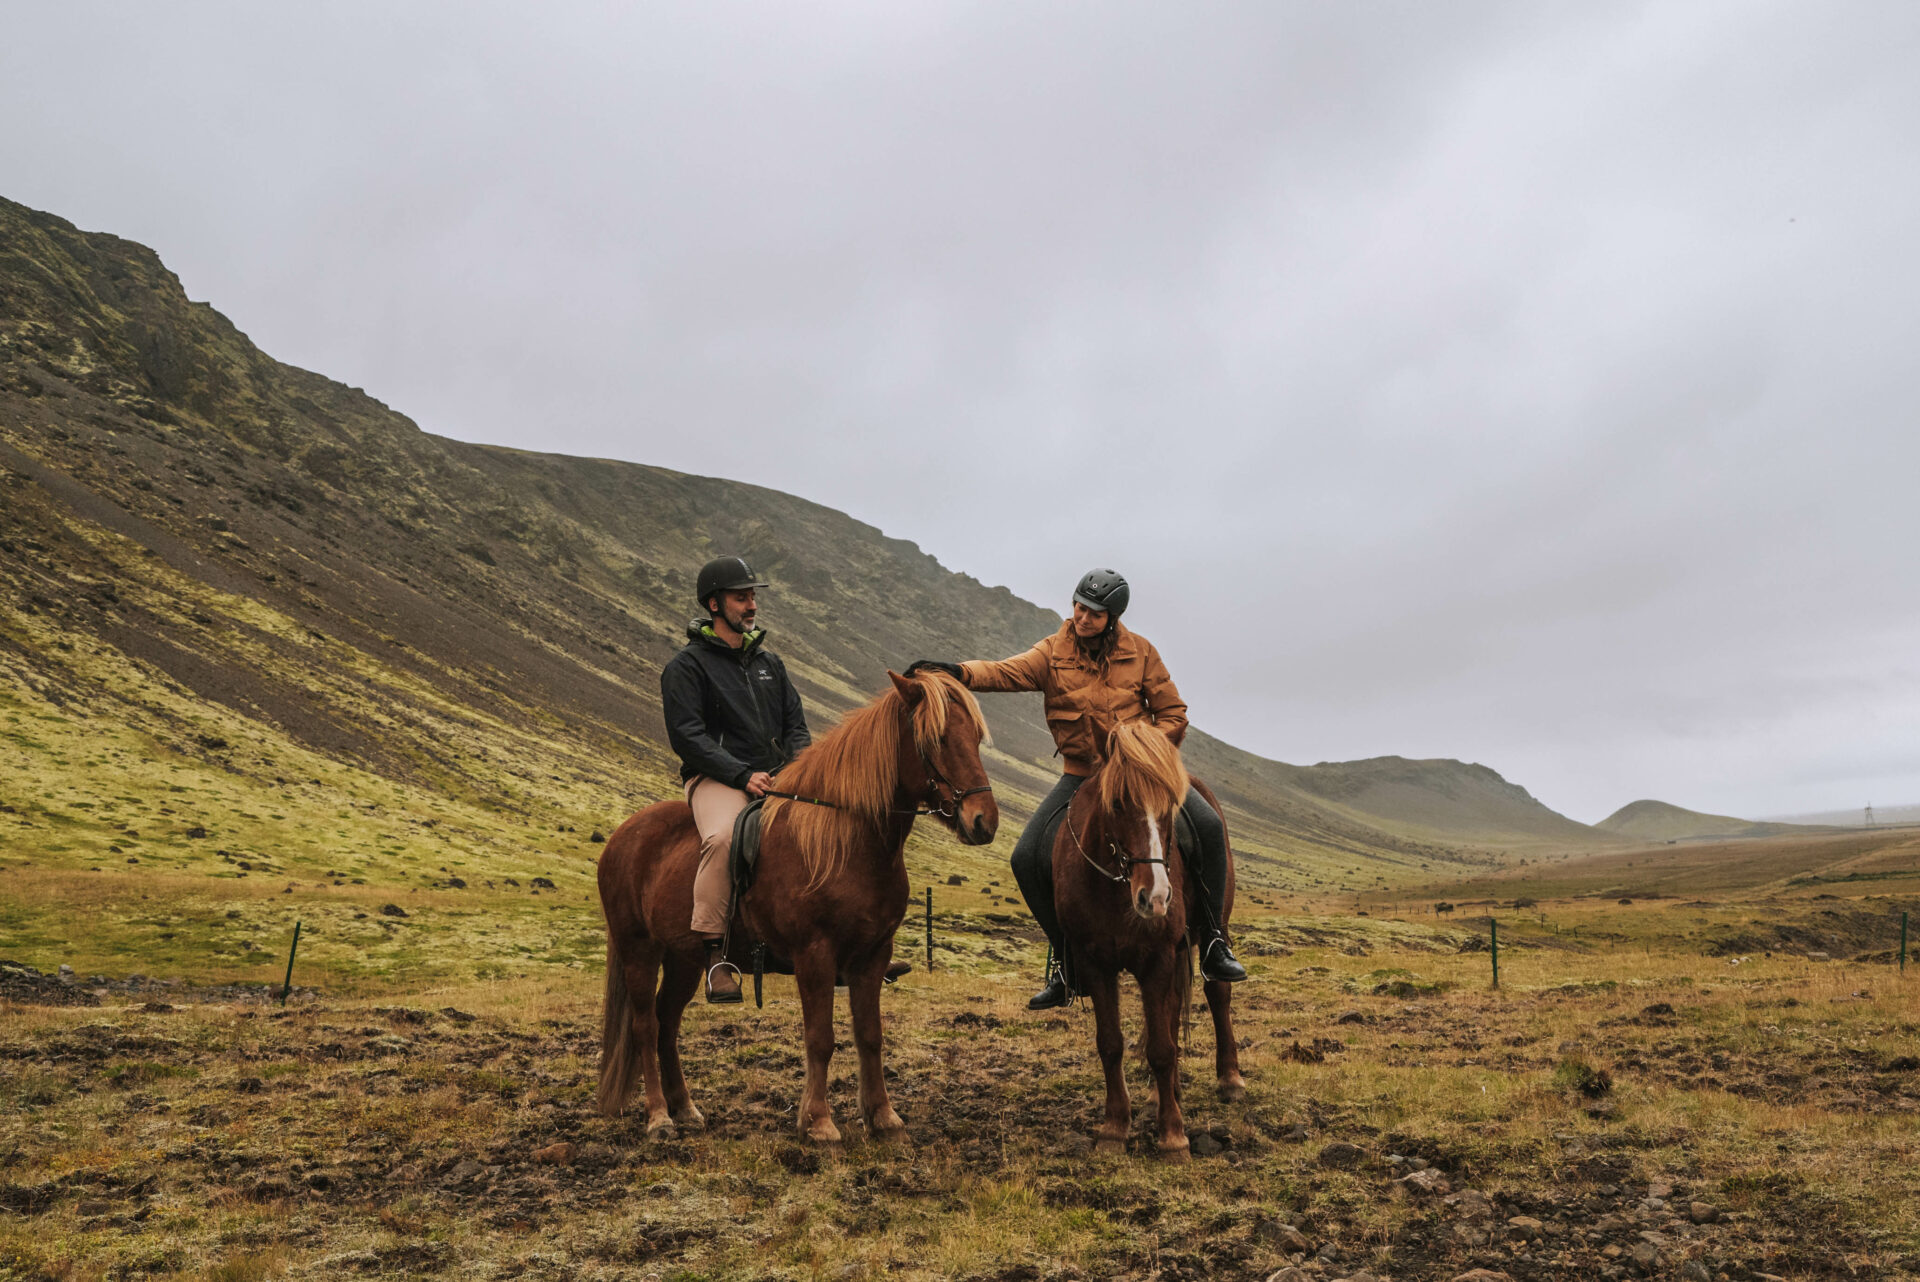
[1143, 817, 1170, 917]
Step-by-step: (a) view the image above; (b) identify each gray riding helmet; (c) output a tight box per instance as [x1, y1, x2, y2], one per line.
[1072, 568, 1129, 618]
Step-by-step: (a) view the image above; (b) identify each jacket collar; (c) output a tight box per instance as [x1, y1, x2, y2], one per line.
[687, 618, 766, 657]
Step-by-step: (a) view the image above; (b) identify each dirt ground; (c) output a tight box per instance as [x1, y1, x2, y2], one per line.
[5, 904, 1920, 1282]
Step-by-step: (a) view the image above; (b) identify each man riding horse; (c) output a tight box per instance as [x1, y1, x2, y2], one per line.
[660, 555, 810, 1003]
[912, 568, 1247, 1009]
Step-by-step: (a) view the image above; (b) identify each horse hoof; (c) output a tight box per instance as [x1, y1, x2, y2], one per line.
[670, 1104, 706, 1130]
[801, 1119, 843, 1146]
[865, 1107, 907, 1140]
[869, 1124, 910, 1144]
[1218, 1080, 1247, 1103]
[1157, 1141, 1191, 1163]
[1093, 1136, 1126, 1156]
[644, 1118, 678, 1142]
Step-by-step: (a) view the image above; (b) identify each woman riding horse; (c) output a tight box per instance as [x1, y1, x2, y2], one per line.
[912, 568, 1246, 1009]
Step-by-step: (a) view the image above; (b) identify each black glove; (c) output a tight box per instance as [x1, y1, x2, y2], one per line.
[906, 659, 964, 681]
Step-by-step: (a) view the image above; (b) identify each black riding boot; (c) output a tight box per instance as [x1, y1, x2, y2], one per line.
[1182, 790, 1248, 983]
[1200, 930, 1247, 983]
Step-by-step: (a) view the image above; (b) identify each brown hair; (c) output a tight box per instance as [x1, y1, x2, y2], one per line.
[1074, 623, 1118, 672]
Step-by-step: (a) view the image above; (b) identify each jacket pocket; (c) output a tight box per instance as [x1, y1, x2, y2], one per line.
[1044, 709, 1096, 765]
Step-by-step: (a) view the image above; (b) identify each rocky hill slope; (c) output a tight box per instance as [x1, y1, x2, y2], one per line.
[0, 195, 1607, 912]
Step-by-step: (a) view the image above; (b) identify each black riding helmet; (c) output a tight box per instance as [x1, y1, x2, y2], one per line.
[1072, 568, 1129, 619]
[695, 555, 769, 613]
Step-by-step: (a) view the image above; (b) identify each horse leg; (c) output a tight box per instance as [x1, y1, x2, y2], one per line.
[1204, 977, 1246, 1102]
[846, 946, 906, 1141]
[1084, 968, 1130, 1154]
[793, 941, 843, 1145]
[619, 943, 675, 1138]
[1139, 960, 1189, 1161]
[656, 947, 705, 1129]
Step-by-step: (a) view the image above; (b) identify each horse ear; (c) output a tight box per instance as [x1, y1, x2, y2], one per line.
[887, 669, 923, 702]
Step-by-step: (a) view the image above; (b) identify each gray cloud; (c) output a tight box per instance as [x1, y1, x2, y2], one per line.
[5, 1, 1916, 821]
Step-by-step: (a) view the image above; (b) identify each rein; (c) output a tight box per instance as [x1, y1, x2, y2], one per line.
[1066, 807, 1171, 884]
[764, 749, 990, 820]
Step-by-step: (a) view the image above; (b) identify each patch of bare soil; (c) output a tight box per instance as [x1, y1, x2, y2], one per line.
[0, 958, 316, 1008]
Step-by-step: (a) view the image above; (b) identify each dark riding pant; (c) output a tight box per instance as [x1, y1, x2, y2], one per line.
[1179, 788, 1231, 934]
[1009, 774, 1085, 964]
[1009, 775, 1232, 985]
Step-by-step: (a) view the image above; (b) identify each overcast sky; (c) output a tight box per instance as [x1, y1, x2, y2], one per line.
[5, 2, 1917, 823]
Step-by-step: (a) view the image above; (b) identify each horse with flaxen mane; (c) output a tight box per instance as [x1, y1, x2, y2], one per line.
[598, 668, 997, 1143]
[1052, 721, 1245, 1159]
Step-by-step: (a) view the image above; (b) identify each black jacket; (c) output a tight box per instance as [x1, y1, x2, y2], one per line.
[660, 620, 811, 789]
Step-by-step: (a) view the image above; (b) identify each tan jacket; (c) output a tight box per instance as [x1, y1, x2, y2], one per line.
[961, 621, 1188, 775]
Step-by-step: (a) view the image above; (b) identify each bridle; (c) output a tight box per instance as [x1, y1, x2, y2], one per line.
[1066, 806, 1171, 885]
[914, 752, 993, 820]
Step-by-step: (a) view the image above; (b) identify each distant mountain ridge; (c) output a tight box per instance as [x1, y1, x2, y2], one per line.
[1596, 799, 1835, 843]
[1290, 755, 1603, 846]
[1, 194, 1610, 886]
[1770, 803, 1920, 828]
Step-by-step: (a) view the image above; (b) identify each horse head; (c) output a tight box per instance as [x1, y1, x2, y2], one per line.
[1094, 721, 1190, 920]
[887, 669, 999, 846]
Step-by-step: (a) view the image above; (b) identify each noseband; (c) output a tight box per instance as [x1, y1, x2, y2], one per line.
[1066, 808, 1171, 885]
[916, 752, 993, 820]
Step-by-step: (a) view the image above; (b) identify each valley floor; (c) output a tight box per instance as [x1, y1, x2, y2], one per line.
[6, 905, 1920, 1282]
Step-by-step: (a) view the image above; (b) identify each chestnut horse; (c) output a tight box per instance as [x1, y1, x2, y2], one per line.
[1053, 722, 1244, 1159]
[597, 668, 997, 1143]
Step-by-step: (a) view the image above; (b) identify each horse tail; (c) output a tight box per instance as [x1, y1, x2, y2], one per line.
[597, 933, 639, 1117]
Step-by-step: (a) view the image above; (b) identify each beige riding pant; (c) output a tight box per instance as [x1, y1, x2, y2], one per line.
[687, 776, 750, 936]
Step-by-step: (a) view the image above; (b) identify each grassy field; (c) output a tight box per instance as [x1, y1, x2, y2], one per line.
[1386, 829, 1920, 906]
[9, 639, 1920, 1282]
[6, 870, 1920, 1282]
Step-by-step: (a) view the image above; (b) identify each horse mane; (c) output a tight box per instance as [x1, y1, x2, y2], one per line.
[1097, 721, 1189, 820]
[767, 669, 987, 892]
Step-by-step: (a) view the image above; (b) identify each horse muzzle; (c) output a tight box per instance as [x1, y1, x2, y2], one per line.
[959, 794, 999, 846]
[1134, 885, 1170, 919]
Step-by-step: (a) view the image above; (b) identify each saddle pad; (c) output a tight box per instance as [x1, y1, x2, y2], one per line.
[728, 796, 767, 894]
[1175, 807, 1200, 861]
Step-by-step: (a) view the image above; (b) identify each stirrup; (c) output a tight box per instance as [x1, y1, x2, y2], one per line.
[705, 959, 743, 1004]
